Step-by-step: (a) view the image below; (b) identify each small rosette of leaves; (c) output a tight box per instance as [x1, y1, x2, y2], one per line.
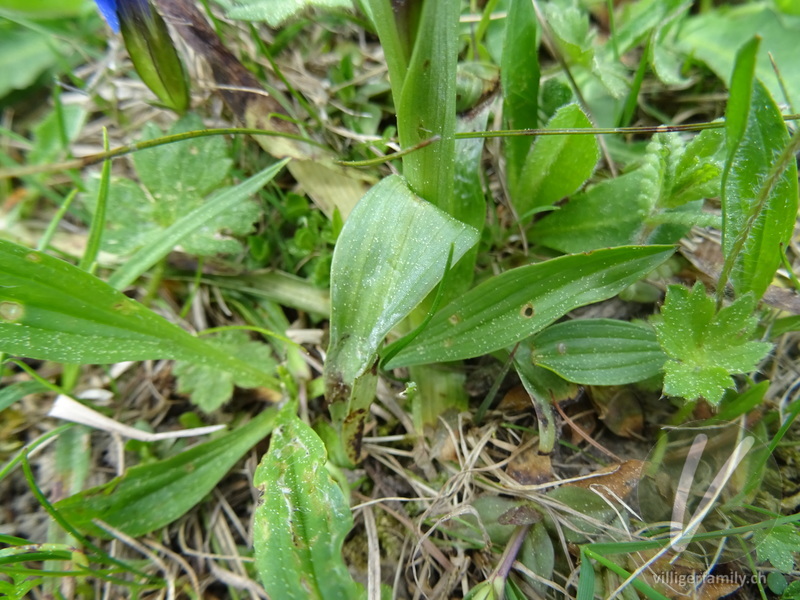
[651, 282, 772, 405]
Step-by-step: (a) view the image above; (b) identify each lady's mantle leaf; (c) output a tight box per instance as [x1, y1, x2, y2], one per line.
[651, 283, 771, 405]
[173, 330, 277, 412]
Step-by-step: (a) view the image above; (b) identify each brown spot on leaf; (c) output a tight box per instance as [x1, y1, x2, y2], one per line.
[520, 303, 535, 318]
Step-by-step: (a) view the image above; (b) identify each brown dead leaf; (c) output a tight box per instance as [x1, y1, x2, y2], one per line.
[506, 446, 554, 485]
[588, 386, 643, 438]
[569, 460, 644, 501]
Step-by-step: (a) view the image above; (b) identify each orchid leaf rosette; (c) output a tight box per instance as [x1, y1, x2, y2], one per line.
[95, 0, 190, 113]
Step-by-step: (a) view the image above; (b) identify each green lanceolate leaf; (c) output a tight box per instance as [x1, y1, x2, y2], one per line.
[325, 175, 479, 394]
[254, 407, 364, 600]
[501, 0, 539, 193]
[397, 0, 460, 214]
[514, 103, 599, 218]
[55, 406, 280, 537]
[0, 239, 279, 388]
[385, 245, 675, 368]
[720, 38, 798, 300]
[651, 282, 772, 405]
[324, 175, 478, 460]
[530, 319, 666, 385]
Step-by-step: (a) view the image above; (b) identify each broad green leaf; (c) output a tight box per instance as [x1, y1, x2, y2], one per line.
[55, 406, 280, 537]
[514, 104, 599, 217]
[531, 128, 724, 253]
[325, 175, 479, 391]
[501, 0, 539, 192]
[385, 245, 675, 368]
[174, 330, 277, 413]
[0, 239, 279, 388]
[676, 4, 800, 108]
[651, 283, 772, 405]
[530, 170, 650, 253]
[254, 407, 364, 600]
[324, 175, 478, 460]
[721, 44, 798, 300]
[0, 29, 64, 96]
[224, 0, 352, 26]
[530, 319, 666, 385]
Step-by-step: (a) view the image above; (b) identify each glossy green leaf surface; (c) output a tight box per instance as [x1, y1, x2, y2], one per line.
[721, 41, 798, 299]
[55, 406, 279, 537]
[0, 239, 278, 387]
[254, 408, 364, 600]
[225, 0, 352, 26]
[385, 245, 675, 368]
[325, 175, 479, 389]
[514, 104, 599, 217]
[396, 0, 460, 213]
[530, 319, 666, 385]
[501, 0, 539, 193]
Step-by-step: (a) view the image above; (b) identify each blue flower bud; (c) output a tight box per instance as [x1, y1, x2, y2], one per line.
[94, 0, 190, 113]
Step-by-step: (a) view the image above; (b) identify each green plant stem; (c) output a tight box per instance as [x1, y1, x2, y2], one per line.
[78, 128, 110, 274]
[37, 189, 78, 252]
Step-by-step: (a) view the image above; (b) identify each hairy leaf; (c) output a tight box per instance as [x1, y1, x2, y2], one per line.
[651, 283, 772, 405]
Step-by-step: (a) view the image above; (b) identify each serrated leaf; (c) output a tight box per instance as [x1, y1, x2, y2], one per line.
[651, 283, 772, 404]
[385, 245, 675, 368]
[55, 406, 280, 537]
[642, 129, 725, 210]
[225, 0, 352, 26]
[544, 2, 594, 67]
[721, 44, 798, 299]
[754, 525, 800, 572]
[0, 239, 279, 389]
[135, 114, 231, 197]
[254, 408, 364, 600]
[514, 103, 600, 216]
[84, 114, 262, 259]
[530, 319, 666, 385]
[174, 330, 277, 412]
